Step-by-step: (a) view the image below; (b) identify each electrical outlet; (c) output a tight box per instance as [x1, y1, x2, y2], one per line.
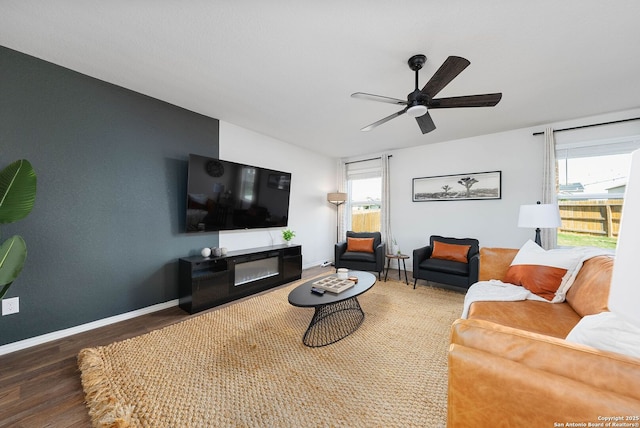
[2, 297, 19, 316]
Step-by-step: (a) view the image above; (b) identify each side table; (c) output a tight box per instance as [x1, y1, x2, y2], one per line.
[384, 254, 409, 284]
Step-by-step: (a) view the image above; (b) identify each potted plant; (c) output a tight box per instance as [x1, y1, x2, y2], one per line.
[282, 228, 295, 245]
[0, 159, 37, 299]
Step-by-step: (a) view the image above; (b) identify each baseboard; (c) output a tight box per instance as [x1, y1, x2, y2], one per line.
[0, 299, 179, 356]
[1, 262, 333, 356]
[303, 260, 330, 270]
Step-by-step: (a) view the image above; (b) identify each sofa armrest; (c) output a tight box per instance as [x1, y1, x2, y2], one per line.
[374, 242, 386, 268]
[334, 241, 347, 262]
[478, 247, 518, 281]
[448, 318, 640, 426]
[412, 245, 432, 272]
[468, 253, 480, 284]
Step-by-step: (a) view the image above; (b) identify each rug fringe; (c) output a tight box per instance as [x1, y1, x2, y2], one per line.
[78, 347, 134, 428]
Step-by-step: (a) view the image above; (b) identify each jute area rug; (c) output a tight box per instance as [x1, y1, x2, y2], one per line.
[78, 276, 464, 428]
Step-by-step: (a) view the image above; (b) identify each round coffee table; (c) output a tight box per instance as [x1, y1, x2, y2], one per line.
[288, 271, 376, 347]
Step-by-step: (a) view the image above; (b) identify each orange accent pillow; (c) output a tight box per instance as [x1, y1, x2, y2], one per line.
[431, 241, 470, 263]
[504, 265, 568, 301]
[346, 237, 375, 253]
[502, 240, 585, 302]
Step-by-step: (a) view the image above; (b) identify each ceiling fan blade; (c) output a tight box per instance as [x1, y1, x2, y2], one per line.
[415, 111, 436, 134]
[428, 93, 503, 108]
[351, 92, 408, 105]
[421, 56, 470, 98]
[361, 109, 407, 132]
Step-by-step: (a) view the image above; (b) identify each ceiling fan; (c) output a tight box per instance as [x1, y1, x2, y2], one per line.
[351, 54, 502, 134]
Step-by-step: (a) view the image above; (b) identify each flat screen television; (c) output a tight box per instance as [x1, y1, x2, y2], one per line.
[185, 154, 292, 232]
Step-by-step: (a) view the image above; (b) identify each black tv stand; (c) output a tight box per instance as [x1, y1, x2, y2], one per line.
[179, 244, 302, 314]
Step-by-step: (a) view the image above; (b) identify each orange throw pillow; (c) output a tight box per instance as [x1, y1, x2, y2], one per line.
[504, 264, 568, 301]
[501, 240, 584, 302]
[347, 237, 375, 253]
[431, 241, 470, 263]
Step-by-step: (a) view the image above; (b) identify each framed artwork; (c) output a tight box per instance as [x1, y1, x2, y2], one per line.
[412, 170, 501, 202]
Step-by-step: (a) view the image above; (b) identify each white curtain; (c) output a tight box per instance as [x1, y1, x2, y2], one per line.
[542, 127, 558, 249]
[380, 154, 392, 252]
[336, 158, 347, 243]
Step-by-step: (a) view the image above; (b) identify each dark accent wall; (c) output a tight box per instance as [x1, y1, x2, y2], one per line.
[0, 46, 220, 346]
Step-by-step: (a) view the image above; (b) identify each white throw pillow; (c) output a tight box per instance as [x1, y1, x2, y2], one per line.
[503, 240, 583, 302]
[566, 312, 640, 359]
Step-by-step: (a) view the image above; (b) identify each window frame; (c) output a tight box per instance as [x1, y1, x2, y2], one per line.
[345, 159, 382, 232]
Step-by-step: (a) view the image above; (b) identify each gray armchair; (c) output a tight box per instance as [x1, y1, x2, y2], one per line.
[335, 231, 386, 279]
[413, 235, 479, 291]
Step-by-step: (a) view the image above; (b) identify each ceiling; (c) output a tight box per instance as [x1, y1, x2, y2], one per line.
[2, 1, 640, 158]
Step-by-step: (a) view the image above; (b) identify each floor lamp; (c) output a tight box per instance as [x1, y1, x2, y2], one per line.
[327, 192, 347, 243]
[518, 201, 562, 247]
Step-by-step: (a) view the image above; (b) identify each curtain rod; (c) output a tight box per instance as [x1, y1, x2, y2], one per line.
[532, 117, 640, 136]
[345, 155, 392, 165]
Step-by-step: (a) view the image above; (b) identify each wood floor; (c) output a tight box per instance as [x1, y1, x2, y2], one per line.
[0, 265, 346, 427]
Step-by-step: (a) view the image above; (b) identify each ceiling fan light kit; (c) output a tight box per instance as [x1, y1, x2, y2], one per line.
[352, 54, 502, 134]
[407, 104, 428, 117]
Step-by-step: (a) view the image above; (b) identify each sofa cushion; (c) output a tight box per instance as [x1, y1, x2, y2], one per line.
[503, 240, 582, 301]
[450, 318, 640, 404]
[346, 237, 374, 253]
[431, 241, 471, 263]
[468, 300, 582, 338]
[340, 251, 376, 263]
[419, 258, 469, 276]
[565, 255, 612, 316]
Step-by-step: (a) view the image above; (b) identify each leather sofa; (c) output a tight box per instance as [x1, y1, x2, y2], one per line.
[448, 247, 640, 426]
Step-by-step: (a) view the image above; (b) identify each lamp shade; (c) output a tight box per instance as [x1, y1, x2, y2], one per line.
[517, 203, 562, 228]
[327, 192, 347, 204]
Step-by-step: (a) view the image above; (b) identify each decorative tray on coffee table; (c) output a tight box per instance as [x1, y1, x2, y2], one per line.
[312, 276, 355, 294]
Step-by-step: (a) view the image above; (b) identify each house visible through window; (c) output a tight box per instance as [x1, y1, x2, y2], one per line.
[556, 135, 640, 249]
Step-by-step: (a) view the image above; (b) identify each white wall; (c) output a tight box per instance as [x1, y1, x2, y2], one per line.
[385, 107, 640, 270]
[218, 121, 336, 268]
[389, 127, 541, 259]
[218, 107, 640, 273]
[609, 148, 640, 324]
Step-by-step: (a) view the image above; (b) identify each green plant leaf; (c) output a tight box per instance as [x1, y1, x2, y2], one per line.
[282, 229, 295, 240]
[0, 283, 11, 300]
[0, 235, 27, 299]
[0, 159, 37, 224]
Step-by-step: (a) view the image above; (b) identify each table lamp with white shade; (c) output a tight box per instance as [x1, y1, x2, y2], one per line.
[517, 201, 562, 247]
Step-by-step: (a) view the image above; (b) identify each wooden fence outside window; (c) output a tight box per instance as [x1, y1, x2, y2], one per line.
[349, 201, 622, 238]
[351, 209, 381, 233]
[558, 200, 622, 238]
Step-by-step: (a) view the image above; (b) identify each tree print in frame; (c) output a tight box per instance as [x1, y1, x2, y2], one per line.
[412, 170, 501, 202]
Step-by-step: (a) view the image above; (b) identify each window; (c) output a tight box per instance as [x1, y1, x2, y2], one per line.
[348, 176, 382, 232]
[556, 135, 640, 249]
[346, 159, 382, 232]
